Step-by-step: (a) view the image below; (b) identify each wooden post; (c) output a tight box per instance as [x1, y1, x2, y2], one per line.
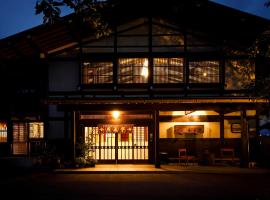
[7, 118, 13, 156]
[154, 110, 160, 168]
[240, 110, 249, 168]
[71, 111, 77, 161]
[220, 112, 224, 146]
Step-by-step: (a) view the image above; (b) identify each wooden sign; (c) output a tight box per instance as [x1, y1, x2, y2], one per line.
[174, 125, 204, 135]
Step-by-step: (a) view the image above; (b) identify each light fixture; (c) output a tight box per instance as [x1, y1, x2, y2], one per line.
[112, 111, 120, 119]
[141, 59, 149, 78]
[185, 110, 194, 115]
[203, 72, 207, 77]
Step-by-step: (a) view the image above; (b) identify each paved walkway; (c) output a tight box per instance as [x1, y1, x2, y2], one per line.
[54, 164, 270, 174]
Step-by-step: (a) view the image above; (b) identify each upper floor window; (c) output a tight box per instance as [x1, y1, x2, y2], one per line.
[189, 60, 220, 83]
[153, 58, 184, 83]
[82, 62, 113, 84]
[0, 122, 7, 143]
[118, 58, 148, 84]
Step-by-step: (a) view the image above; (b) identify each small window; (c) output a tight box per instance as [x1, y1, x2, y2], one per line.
[13, 123, 27, 155]
[118, 58, 148, 84]
[29, 122, 44, 139]
[153, 58, 184, 83]
[0, 122, 7, 143]
[189, 61, 219, 83]
[82, 62, 113, 84]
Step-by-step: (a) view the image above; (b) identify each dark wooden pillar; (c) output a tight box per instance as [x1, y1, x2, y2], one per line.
[71, 111, 77, 160]
[7, 118, 13, 156]
[240, 110, 249, 168]
[154, 110, 160, 168]
[220, 112, 224, 147]
[64, 111, 70, 160]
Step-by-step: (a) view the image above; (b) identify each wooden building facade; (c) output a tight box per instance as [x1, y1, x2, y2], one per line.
[0, 0, 270, 167]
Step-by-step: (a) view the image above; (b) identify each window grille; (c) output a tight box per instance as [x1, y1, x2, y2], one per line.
[153, 58, 184, 83]
[82, 62, 113, 84]
[189, 61, 219, 83]
[118, 58, 148, 84]
[13, 123, 27, 155]
[29, 122, 44, 139]
[0, 122, 7, 143]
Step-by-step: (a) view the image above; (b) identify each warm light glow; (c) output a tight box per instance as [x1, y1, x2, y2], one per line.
[188, 111, 207, 116]
[171, 111, 186, 116]
[112, 111, 120, 119]
[141, 59, 149, 77]
[203, 72, 207, 77]
[160, 110, 220, 116]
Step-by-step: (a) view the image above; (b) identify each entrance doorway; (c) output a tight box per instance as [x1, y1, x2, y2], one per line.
[84, 124, 149, 163]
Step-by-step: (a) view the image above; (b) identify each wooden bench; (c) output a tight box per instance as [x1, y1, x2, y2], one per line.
[214, 148, 240, 165]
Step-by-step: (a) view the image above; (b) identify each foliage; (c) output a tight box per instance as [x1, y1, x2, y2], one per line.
[32, 142, 62, 169]
[241, 1, 270, 102]
[249, 30, 270, 58]
[248, 2, 270, 58]
[249, 76, 270, 99]
[75, 140, 96, 167]
[35, 0, 112, 38]
[74, 156, 96, 167]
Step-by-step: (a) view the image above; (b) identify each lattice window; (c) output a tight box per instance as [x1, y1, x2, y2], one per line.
[82, 62, 113, 84]
[0, 122, 7, 143]
[118, 58, 148, 83]
[13, 123, 27, 155]
[153, 58, 184, 83]
[189, 61, 219, 83]
[29, 122, 44, 139]
[13, 123, 27, 142]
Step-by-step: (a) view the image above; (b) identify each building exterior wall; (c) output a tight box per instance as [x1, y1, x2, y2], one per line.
[49, 61, 79, 92]
[1, 1, 270, 167]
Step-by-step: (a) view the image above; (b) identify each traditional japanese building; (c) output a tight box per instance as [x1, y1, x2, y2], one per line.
[0, 0, 270, 167]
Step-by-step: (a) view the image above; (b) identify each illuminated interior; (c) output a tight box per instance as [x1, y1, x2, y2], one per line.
[29, 122, 44, 139]
[118, 58, 149, 83]
[85, 125, 148, 161]
[0, 122, 7, 143]
[159, 110, 256, 139]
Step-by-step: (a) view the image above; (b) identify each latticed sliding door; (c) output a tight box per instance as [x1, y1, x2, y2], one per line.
[84, 125, 148, 162]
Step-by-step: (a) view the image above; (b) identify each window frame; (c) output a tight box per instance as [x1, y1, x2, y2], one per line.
[81, 61, 114, 85]
[153, 57, 184, 84]
[188, 59, 220, 84]
[0, 122, 7, 143]
[118, 57, 149, 84]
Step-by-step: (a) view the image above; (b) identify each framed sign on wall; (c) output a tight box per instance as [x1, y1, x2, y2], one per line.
[174, 125, 204, 135]
[231, 123, 241, 133]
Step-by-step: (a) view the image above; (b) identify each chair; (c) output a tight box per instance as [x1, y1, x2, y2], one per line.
[178, 148, 188, 165]
[178, 148, 196, 166]
[214, 148, 240, 165]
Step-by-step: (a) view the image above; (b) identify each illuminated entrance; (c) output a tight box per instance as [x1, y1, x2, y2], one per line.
[84, 125, 149, 163]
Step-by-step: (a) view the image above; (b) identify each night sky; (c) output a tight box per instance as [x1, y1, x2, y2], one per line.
[0, 0, 270, 39]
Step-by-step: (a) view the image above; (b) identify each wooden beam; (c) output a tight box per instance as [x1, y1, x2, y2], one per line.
[26, 35, 46, 57]
[8, 42, 24, 58]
